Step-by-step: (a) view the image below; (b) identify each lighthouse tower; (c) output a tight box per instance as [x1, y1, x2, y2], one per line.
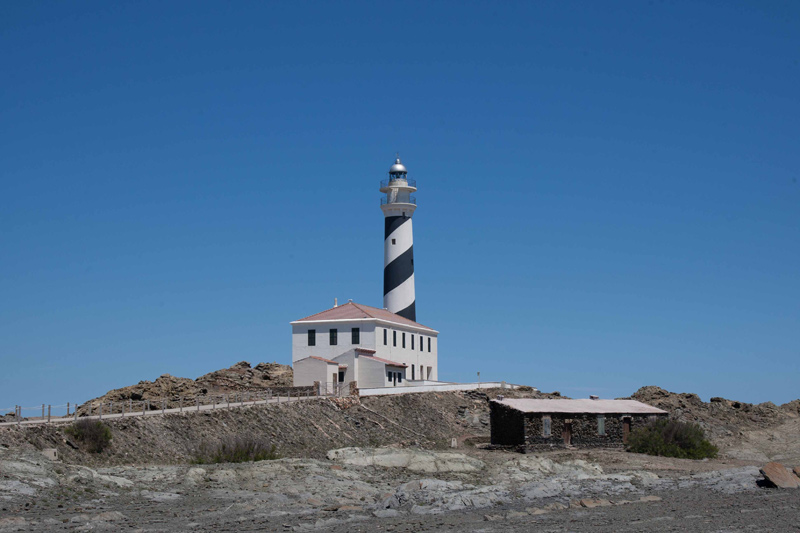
[380, 157, 417, 321]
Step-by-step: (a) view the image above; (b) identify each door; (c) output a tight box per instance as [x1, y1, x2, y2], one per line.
[562, 421, 572, 446]
[623, 418, 631, 444]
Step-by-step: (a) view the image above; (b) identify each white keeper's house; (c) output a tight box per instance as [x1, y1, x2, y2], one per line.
[291, 301, 438, 388]
[292, 157, 440, 390]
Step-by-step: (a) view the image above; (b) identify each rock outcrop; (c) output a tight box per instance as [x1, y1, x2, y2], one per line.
[630, 386, 800, 464]
[76, 361, 293, 415]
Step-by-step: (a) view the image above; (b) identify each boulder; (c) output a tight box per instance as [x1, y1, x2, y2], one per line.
[760, 462, 800, 489]
[578, 498, 613, 508]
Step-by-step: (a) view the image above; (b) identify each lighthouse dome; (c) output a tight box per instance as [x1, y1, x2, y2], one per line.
[389, 158, 407, 174]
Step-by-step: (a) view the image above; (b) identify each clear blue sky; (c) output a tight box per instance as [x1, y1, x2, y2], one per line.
[2, 1, 798, 410]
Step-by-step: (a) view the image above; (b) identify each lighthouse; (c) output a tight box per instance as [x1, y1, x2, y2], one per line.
[380, 157, 417, 321]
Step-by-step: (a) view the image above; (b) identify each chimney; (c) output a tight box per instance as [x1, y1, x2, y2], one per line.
[334, 298, 338, 308]
[590, 395, 599, 400]
[348, 299, 353, 303]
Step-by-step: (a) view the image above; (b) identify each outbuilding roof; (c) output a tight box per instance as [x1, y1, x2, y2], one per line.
[494, 398, 667, 415]
[292, 302, 436, 332]
[360, 355, 408, 368]
[306, 356, 348, 368]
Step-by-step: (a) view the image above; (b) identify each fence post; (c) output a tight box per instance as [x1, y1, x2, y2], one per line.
[161, 399, 165, 414]
[17, 406, 21, 427]
[66, 402, 70, 416]
[179, 396, 183, 413]
[47, 405, 51, 424]
[122, 401, 125, 417]
[99, 403, 103, 420]
[74, 404, 78, 421]
[42, 404, 45, 419]
[213, 396, 216, 410]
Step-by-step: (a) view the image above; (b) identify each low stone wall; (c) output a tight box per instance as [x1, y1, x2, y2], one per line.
[523, 413, 664, 452]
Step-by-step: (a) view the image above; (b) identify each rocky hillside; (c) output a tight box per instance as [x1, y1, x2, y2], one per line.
[3, 379, 798, 467]
[631, 386, 800, 464]
[1, 389, 527, 466]
[76, 361, 293, 415]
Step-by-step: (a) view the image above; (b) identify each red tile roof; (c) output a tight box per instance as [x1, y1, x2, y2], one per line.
[360, 355, 408, 368]
[307, 355, 348, 368]
[355, 347, 376, 354]
[293, 302, 435, 331]
[308, 356, 339, 364]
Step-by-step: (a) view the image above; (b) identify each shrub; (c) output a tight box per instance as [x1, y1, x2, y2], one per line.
[192, 435, 279, 464]
[65, 419, 113, 453]
[627, 419, 718, 459]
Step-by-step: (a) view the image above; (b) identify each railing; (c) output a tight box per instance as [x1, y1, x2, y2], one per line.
[318, 382, 348, 397]
[381, 195, 416, 206]
[380, 178, 416, 189]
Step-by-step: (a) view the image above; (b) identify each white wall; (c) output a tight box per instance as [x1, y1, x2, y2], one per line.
[372, 325, 438, 381]
[360, 382, 525, 396]
[358, 356, 397, 388]
[333, 351, 357, 386]
[293, 358, 339, 387]
[292, 321, 377, 362]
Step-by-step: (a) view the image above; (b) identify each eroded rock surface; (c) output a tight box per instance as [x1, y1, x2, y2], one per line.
[0, 445, 777, 532]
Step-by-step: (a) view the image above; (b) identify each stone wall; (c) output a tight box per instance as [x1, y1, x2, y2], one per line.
[523, 413, 664, 451]
[489, 401, 525, 445]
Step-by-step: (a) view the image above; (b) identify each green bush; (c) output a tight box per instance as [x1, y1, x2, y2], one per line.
[65, 419, 112, 453]
[192, 435, 279, 464]
[628, 419, 718, 459]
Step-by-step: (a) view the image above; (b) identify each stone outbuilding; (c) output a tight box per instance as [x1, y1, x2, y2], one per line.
[490, 398, 668, 451]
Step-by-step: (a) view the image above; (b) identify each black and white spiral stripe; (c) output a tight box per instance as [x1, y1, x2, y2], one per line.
[383, 214, 416, 321]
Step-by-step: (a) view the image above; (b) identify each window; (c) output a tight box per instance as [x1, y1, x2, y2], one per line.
[338, 371, 345, 383]
[402, 332, 406, 348]
[597, 415, 606, 436]
[383, 329, 387, 345]
[411, 335, 414, 350]
[397, 372, 402, 383]
[419, 335, 423, 351]
[329, 329, 337, 345]
[351, 327, 360, 344]
[543, 416, 552, 437]
[391, 238, 396, 245]
[393, 330, 397, 347]
[412, 366, 415, 380]
[427, 337, 431, 352]
[308, 329, 316, 346]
